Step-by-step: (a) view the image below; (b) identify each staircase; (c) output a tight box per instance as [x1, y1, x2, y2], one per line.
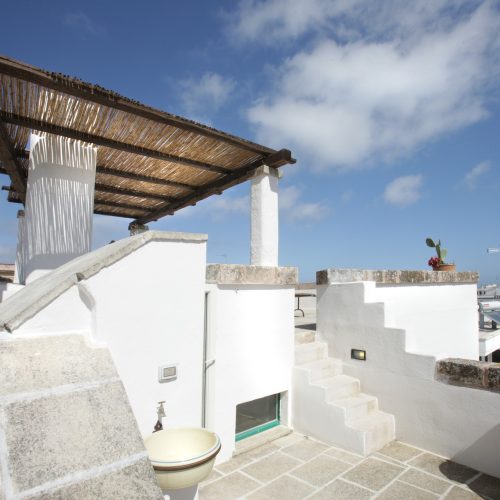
[292, 324, 395, 456]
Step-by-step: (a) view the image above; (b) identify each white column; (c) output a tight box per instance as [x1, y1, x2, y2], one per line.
[250, 165, 281, 266]
[23, 133, 97, 283]
[14, 209, 26, 284]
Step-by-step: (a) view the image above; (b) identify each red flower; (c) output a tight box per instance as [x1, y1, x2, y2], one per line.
[428, 256, 442, 268]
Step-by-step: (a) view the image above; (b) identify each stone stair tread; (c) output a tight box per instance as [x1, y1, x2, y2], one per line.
[347, 411, 394, 431]
[330, 393, 377, 409]
[313, 374, 359, 388]
[295, 341, 328, 352]
[300, 358, 342, 371]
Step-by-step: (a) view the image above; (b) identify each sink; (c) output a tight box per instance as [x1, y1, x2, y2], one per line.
[144, 427, 221, 491]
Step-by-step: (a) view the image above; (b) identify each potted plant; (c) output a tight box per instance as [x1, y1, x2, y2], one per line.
[426, 238, 456, 271]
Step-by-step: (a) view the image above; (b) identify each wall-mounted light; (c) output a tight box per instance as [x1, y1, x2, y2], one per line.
[351, 349, 366, 361]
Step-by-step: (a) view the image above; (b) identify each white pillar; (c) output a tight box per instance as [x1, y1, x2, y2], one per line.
[14, 209, 26, 284]
[250, 165, 281, 266]
[23, 133, 97, 283]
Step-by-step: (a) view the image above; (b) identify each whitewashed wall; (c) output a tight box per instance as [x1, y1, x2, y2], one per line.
[12, 235, 208, 439]
[317, 279, 500, 478]
[206, 284, 295, 462]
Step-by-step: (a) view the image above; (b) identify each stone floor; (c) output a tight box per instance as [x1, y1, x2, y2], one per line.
[199, 429, 500, 499]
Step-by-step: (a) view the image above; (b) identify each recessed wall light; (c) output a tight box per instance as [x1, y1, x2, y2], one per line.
[351, 349, 366, 361]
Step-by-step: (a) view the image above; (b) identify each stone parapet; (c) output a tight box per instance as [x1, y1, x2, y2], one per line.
[317, 268, 479, 285]
[206, 264, 298, 285]
[435, 358, 500, 393]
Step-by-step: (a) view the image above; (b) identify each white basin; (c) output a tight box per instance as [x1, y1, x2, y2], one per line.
[144, 427, 221, 491]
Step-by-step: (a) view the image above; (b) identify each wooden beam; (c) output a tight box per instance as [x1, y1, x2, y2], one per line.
[94, 183, 174, 202]
[0, 111, 231, 175]
[0, 121, 26, 203]
[0, 55, 275, 156]
[96, 166, 196, 191]
[135, 149, 294, 224]
[94, 209, 141, 219]
[94, 199, 151, 213]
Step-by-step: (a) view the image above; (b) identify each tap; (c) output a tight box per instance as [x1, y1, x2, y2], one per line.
[153, 401, 166, 432]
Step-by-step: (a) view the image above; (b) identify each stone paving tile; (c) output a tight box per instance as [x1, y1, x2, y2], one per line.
[242, 452, 301, 483]
[310, 479, 373, 500]
[246, 475, 314, 500]
[239, 442, 280, 461]
[378, 441, 423, 463]
[342, 457, 405, 491]
[399, 467, 452, 494]
[281, 438, 329, 461]
[199, 468, 222, 485]
[376, 480, 439, 499]
[273, 432, 305, 449]
[468, 473, 500, 500]
[373, 452, 405, 466]
[408, 453, 478, 484]
[325, 446, 364, 465]
[444, 485, 483, 499]
[198, 471, 260, 500]
[215, 453, 254, 475]
[291, 454, 351, 487]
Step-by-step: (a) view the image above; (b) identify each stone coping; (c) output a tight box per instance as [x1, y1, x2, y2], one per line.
[435, 358, 500, 393]
[0, 231, 207, 333]
[206, 264, 298, 285]
[317, 268, 479, 285]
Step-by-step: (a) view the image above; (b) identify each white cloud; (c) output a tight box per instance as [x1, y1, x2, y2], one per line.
[178, 72, 236, 116]
[64, 12, 105, 38]
[229, 0, 479, 44]
[279, 185, 329, 222]
[243, 1, 500, 170]
[384, 174, 423, 207]
[464, 161, 490, 189]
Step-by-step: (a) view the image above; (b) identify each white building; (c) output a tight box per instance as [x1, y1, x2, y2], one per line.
[0, 56, 499, 500]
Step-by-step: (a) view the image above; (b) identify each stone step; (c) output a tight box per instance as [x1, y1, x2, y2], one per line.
[314, 374, 360, 400]
[294, 341, 328, 365]
[299, 358, 343, 381]
[294, 329, 316, 344]
[330, 393, 378, 420]
[348, 411, 396, 455]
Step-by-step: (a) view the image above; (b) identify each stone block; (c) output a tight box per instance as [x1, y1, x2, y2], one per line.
[5, 381, 144, 493]
[206, 264, 298, 285]
[485, 364, 500, 391]
[435, 359, 485, 390]
[0, 335, 117, 396]
[25, 458, 163, 500]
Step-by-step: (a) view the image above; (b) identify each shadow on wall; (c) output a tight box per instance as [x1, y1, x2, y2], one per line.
[22, 134, 96, 282]
[448, 423, 500, 482]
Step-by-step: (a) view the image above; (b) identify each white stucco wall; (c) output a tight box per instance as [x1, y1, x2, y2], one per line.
[206, 284, 295, 462]
[23, 134, 97, 283]
[317, 280, 500, 478]
[84, 239, 207, 436]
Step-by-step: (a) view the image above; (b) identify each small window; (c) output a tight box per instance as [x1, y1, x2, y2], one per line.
[235, 394, 280, 441]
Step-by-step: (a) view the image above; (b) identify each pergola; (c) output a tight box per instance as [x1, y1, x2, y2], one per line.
[0, 55, 295, 225]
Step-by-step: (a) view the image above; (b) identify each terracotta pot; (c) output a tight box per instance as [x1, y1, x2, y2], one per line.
[432, 264, 456, 272]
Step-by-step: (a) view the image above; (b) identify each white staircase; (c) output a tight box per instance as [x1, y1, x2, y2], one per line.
[292, 337, 395, 456]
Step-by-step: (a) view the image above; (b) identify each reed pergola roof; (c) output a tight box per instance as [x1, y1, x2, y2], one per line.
[0, 55, 295, 224]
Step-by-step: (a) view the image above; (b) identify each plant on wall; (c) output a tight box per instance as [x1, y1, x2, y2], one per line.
[426, 238, 455, 271]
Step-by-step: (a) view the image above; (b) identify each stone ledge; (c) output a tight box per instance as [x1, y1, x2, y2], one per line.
[435, 358, 500, 392]
[317, 268, 479, 285]
[206, 264, 298, 285]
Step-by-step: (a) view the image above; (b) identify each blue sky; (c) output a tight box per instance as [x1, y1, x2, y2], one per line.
[1, 0, 500, 283]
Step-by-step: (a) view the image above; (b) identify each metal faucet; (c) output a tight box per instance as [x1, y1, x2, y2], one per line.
[153, 401, 166, 432]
